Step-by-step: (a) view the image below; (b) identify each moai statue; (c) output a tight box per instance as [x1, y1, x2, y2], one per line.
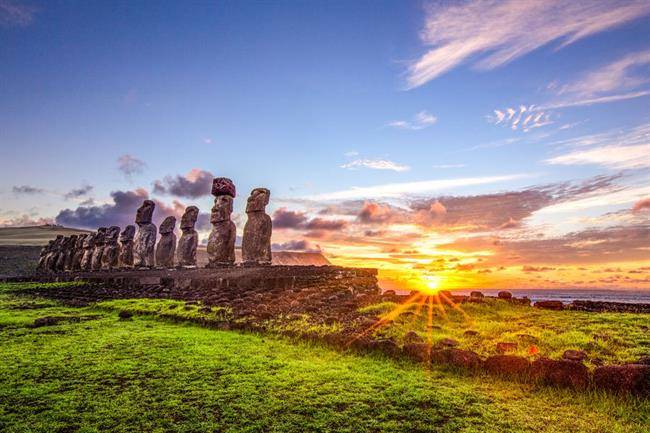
[71, 234, 87, 271]
[118, 225, 136, 268]
[37, 241, 54, 271]
[155, 216, 177, 268]
[45, 235, 64, 272]
[242, 188, 272, 265]
[101, 226, 121, 270]
[207, 178, 236, 267]
[91, 227, 107, 271]
[54, 236, 72, 272]
[133, 200, 157, 268]
[80, 232, 97, 271]
[63, 234, 78, 271]
[176, 206, 199, 267]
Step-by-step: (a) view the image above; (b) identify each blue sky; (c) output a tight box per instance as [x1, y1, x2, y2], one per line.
[1, 0, 649, 289]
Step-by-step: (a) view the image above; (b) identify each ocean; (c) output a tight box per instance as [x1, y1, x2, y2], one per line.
[451, 289, 650, 304]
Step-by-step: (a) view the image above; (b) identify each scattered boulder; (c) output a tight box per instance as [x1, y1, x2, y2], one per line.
[437, 338, 459, 348]
[431, 349, 483, 370]
[367, 339, 401, 357]
[496, 342, 517, 353]
[484, 355, 530, 377]
[469, 291, 484, 299]
[534, 300, 563, 310]
[531, 358, 589, 389]
[516, 333, 538, 343]
[562, 350, 587, 362]
[593, 364, 650, 396]
[497, 291, 512, 300]
[403, 343, 431, 363]
[404, 331, 424, 344]
[464, 330, 479, 337]
[33, 316, 65, 327]
[118, 310, 133, 320]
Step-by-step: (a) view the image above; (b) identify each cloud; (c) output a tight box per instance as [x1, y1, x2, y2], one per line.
[117, 154, 146, 179]
[305, 218, 347, 231]
[0, 0, 37, 27]
[556, 50, 650, 98]
[544, 122, 650, 169]
[0, 214, 54, 228]
[12, 185, 44, 195]
[272, 208, 308, 229]
[153, 169, 214, 198]
[488, 105, 553, 132]
[340, 159, 410, 172]
[633, 198, 650, 212]
[271, 239, 321, 252]
[310, 174, 528, 201]
[406, 0, 650, 88]
[64, 184, 93, 200]
[388, 111, 437, 130]
[55, 188, 186, 230]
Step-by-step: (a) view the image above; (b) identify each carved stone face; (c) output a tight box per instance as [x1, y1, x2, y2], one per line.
[53, 235, 64, 249]
[83, 233, 96, 249]
[211, 177, 236, 198]
[246, 188, 270, 213]
[106, 226, 120, 242]
[211, 195, 233, 223]
[159, 216, 176, 234]
[135, 200, 155, 224]
[68, 235, 78, 248]
[119, 225, 136, 242]
[75, 234, 86, 249]
[181, 206, 199, 230]
[94, 227, 107, 245]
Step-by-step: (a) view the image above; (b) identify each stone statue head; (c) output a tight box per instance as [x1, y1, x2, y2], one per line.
[212, 177, 236, 198]
[106, 226, 120, 243]
[53, 235, 64, 249]
[246, 188, 270, 213]
[159, 216, 176, 234]
[211, 195, 233, 223]
[95, 227, 107, 245]
[181, 206, 199, 230]
[135, 200, 155, 224]
[68, 235, 78, 248]
[83, 233, 96, 249]
[119, 225, 136, 242]
[75, 234, 86, 249]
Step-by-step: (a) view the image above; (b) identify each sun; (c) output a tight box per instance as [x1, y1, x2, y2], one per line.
[420, 275, 443, 295]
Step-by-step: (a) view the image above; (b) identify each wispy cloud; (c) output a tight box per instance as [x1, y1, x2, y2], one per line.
[340, 159, 410, 172]
[488, 105, 553, 132]
[117, 154, 146, 180]
[310, 174, 528, 200]
[12, 185, 44, 195]
[406, 0, 650, 88]
[544, 122, 650, 169]
[388, 111, 437, 130]
[0, 0, 37, 27]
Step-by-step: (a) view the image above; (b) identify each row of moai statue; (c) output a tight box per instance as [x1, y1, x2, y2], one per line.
[36, 178, 272, 272]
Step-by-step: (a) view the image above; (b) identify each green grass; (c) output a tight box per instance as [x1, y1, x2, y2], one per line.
[0, 290, 648, 432]
[362, 297, 650, 365]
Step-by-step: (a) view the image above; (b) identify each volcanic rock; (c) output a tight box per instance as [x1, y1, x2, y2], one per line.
[530, 358, 589, 389]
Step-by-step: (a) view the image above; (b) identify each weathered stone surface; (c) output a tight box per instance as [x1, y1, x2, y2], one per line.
[470, 291, 484, 299]
[91, 228, 107, 271]
[437, 338, 459, 348]
[37, 240, 54, 271]
[484, 355, 530, 377]
[562, 349, 587, 362]
[404, 330, 424, 344]
[71, 234, 87, 271]
[177, 206, 199, 267]
[207, 196, 236, 266]
[80, 233, 96, 271]
[531, 358, 589, 389]
[431, 349, 483, 370]
[242, 188, 272, 265]
[118, 225, 135, 268]
[497, 291, 512, 300]
[403, 343, 431, 362]
[133, 200, 157, 268]
[534, 300, 564, 310]
[593, 364, 650, 396]
[211, 177, 236, 198]
[101, 226, 120, 270]
[155, 216, 177, 268]
[46, 236, 64, 271]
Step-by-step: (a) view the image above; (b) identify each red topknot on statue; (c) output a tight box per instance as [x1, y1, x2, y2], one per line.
[211, 177, 236, 198]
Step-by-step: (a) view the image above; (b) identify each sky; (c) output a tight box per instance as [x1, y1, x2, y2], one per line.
[1, 0, 649, 291]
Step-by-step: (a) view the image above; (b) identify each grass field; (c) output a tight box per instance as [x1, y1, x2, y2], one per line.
[0, 286, 648, 432]
[361, 297, 650, 365]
